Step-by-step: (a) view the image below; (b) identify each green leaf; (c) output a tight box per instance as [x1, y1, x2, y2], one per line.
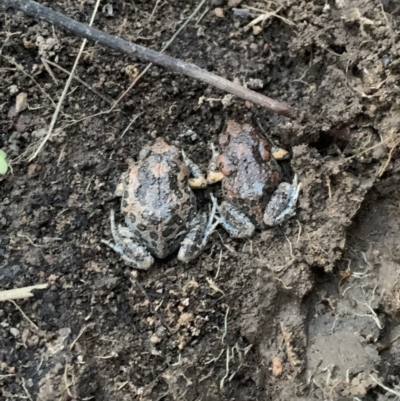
[0, 157, 8, 175]
[0, 149, 6, 159]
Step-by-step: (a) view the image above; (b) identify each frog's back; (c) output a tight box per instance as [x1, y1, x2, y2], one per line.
[121, 148, 195, 258]
[221, 127, 282, 224]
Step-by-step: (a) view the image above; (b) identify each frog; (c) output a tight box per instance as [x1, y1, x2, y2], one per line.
[207, 120, 301, 238]
[101, 137, 218, 270]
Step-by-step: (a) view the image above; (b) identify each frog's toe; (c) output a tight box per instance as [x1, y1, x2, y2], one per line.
[122, 252, 153, 270]
[101, 238, 153, 270]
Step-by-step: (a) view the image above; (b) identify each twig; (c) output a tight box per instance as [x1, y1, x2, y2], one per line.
[111, 0, 209, 111]
[148, 0, 161, 22]
[1, 54, 57, 108]
[69, 323, 95, 350]
[369, 375, 400, 397]
[21, 377, 33, 401]
[9, 300, 39, 330]
[220, 348, 230, 390]
[4, 0, 297, 118]
[41, 57, 112, 104]
[221, 306, 230, 345]
[63, 363, 74, 398]
[0, 284, 48, 302]
[120, 112, 143, 139]
[378, 136, 400, 177]
[130, 277, 173, 334]
[28, 0, 101, 161]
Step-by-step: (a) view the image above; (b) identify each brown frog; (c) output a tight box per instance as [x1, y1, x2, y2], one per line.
[101, 138, 217, 270]
[207, 120, 301, 238]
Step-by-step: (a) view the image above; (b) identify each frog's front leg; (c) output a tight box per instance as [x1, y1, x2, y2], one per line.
[178, 196, 219, 263]
[101, 209, 154, 270]
[206, 143, 224, 184]
[181, 150, 207, 189]
[210, 194, 255, 239]
[263, 174, 301, 227]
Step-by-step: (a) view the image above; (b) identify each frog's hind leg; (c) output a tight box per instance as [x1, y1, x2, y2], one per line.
[263, 174, 302, 227]
[181, 150, 207, 189]
[210, 193, 255, 238]
[178, 195, 219, 263]
[101, 209, 154, 270]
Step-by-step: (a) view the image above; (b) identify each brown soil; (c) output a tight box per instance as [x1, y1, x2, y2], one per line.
[1, 1, 400, 400]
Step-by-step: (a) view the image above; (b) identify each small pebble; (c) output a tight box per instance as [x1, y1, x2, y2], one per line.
[10, 327, 20, 337]
[381, 55, 391, 68]
[150, 334, 161, 344]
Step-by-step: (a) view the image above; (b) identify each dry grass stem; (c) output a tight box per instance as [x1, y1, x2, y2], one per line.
[111, 0, 208, 111]
[29, 0, 101, 161]
[70, 323, 95, 350]
[369, 375, 400, 397]
[120, 112, 144, 139]
[215, 249, 223, 279]
[130, 277, 173, 334]
[148, 0, 161, 21]
[21, 377, 33, 401]
[9, 300, 40, 330]
[221, 306, 230, 345]
[42, 57, 112, 104]
[0, 284, 48, 302]
[378, 136, 400, 177]
[243, 5, 294, 28]
[1, 55, 57, 108]
[63, 363, 75, 398]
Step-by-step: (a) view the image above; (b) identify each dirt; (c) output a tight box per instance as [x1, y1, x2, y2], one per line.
[1, 0, 400, 400]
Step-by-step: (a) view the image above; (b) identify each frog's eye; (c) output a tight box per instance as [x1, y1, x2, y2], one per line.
[219, 134, 230, 148]
[217, 155, 232, 176]
[259, 141, 271, 161]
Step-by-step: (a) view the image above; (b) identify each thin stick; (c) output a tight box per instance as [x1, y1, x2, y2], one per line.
[21, 377, 33, 401]
[9, 300, 39, 330]
[28, 0, 101, 161]
[369, 375, 400, 397]
[148, 0, 161, 21]
[1, 55, 57, 108]
[4, 0, 297, 119]
[41, 57, 112, 104]
[69, 323, 95, 350]
[111, 0, 209, 110]
[0, 284, 48, 302]
[221, 306, 230, 345]
[130, 277, 173, 334]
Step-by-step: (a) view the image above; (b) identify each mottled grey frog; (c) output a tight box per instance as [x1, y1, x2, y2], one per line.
[207, 120, 301, 238]
[102, 138, 217, 270]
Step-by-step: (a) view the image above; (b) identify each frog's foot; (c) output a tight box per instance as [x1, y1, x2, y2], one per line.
[101, 209, 154, 270]
[181, 150, 207, 188]
[271, 146, 290, 160]
[210, 193, 255, 239]
[207, 143, 224, 184]
[263, 174, 302, 227]
[114, 171, 128, 197]
[178, 195, 219, 263]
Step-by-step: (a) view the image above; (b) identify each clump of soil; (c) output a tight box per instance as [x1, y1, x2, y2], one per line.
[1, 0, 400, 400]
